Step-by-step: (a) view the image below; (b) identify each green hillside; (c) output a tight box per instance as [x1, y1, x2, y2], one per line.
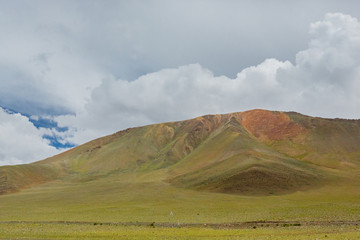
[0, 109, 360, 224]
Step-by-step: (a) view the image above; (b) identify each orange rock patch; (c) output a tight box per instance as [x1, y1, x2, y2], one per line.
[240, 109, 306, 141]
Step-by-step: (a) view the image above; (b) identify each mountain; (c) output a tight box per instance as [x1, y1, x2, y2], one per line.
[1, 109, 360, 196]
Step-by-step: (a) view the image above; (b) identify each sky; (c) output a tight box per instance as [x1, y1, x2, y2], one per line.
[1, 0, 360, 165]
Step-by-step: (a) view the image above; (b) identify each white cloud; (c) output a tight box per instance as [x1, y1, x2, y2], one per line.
[282, 13, 360, 117]
[56, 13, 360, 146]
[55, 59, 292, 144]
[0, 108, 61, 165]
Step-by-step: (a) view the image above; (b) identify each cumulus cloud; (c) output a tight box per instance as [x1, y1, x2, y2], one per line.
[281, 13, 360, 116]
[0, 108, 61, 165]
[55, 13, 360, 145]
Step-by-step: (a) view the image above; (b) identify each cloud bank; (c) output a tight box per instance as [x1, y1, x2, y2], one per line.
[56, 13, 360, 144]
[1, 12, 360, 165]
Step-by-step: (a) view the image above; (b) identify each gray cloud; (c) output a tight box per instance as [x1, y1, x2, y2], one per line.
[1, 1, 360, 115]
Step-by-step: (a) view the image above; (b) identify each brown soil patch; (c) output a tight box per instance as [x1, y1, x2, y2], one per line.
[240, 109, 307, 141]
[1, 220, 359, 229]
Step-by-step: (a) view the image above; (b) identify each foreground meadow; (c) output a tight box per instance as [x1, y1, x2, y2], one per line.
[1, 178, 360, 239]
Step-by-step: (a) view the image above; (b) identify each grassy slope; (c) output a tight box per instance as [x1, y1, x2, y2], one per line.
[0, 109, 360, 225]
[0, 164, 60, 194]
[0, 172, 360, 223]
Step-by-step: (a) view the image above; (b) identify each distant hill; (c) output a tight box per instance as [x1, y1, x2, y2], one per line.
[1, 109, 360, 196]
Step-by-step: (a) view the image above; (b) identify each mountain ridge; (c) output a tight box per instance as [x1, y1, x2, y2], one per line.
[1, 109, 360, 196]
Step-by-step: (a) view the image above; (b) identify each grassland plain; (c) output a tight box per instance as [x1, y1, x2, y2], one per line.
[1, 170, 360, 238]
[1, 109, 360, 238]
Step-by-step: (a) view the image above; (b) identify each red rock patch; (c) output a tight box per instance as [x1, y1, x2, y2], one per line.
[240, 109, 306, 141]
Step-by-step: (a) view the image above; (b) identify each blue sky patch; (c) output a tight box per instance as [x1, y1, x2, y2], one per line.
[43, 134, 75, 149]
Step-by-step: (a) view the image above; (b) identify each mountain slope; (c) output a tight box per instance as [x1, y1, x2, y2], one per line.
[1, 109, 360, 196]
